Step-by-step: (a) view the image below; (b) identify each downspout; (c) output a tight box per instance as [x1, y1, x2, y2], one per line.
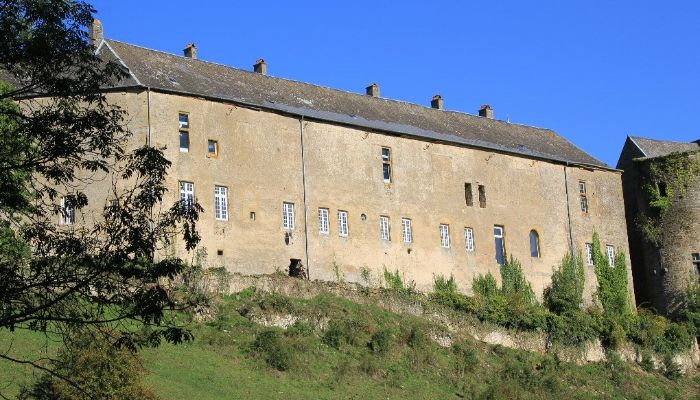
[563, 163, 575, 253]
[300, 116, 311, 280]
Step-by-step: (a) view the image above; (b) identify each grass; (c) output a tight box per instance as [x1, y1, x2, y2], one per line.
[1, 286, 698, 399]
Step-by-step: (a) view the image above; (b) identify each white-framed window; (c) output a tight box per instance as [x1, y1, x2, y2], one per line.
[380, 215, 390, 241]
[179, 181, 194, 210]
[208, 140, 218, 157]
[579, 180, 586, 194]
[382, 147, 392, 183]
[585, 243, 593, 265]
[60, 197, 75, 225]
[606, 245, 615, 267]
[579, 181, 588, 213]
[338, 210, 349, 237]
[465, 227, 474, 252]
[318, 208, 329, 234]
[179, 113, 190, 152]
[214, 185, 228, 221]
[402, 218, 412, 243]
[494, 225, 506, 265]
[439, 224, 450, 248]
[283, 202, 295, 230]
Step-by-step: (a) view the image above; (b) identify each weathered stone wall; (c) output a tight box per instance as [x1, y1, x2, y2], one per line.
[89, 90, 632, 304]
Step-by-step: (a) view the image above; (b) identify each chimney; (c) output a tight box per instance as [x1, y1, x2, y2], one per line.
[366, 83, 380, 97]
[253, 59, 267, 75]
[479, 104, 494, 119]
[183, 43, 197, 59]
[431, 95, 444, 110]
[89, 19, 103, 47]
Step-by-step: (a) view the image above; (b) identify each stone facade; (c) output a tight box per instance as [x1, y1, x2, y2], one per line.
[618, 136, 700, 316]
[78, 34, 634, 304]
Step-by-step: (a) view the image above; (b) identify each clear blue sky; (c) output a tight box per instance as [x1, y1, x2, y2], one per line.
[90, 0, 700, 167]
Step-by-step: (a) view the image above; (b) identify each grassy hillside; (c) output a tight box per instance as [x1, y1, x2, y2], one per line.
[1, 285, 698, 399]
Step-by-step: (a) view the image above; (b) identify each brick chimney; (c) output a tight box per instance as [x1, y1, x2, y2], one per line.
[366, 83, 380, 97]
[184, 43, 197, 59]
[431, 95, 444, 110]
[89, 19, 103, 47]
[479, 104, 494, 119]
[254, 59, 267, 75]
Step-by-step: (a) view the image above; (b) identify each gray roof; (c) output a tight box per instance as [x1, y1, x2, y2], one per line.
[97, 39, 608, 168]
[629, 136, 700, 159]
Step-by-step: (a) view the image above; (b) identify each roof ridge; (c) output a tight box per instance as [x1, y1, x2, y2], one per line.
[106, 38, 555, 133]
[630, 135, 699, 145]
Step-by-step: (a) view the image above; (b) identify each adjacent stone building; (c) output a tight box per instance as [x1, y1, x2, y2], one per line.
[617, 136, 700, 316]
[69, 22, 632, 302]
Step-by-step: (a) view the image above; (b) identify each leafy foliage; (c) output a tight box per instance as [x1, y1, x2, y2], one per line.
[634, 151, 700, 245]
[19, 331, 157, 399]
[544, 252, 585, 314]
[0, 0, 204, 391]
[591, 233, 631, 317]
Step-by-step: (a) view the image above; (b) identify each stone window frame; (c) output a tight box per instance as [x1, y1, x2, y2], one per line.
[381, 146, 392, 183]
[494, 225, 506, 265]
[178, 112, 190, 153]
[606, 245, 615, 268]
[207, 139, 219, 158]
[379, 215, 390, 241]
[401, 218, 413, 244]
[439, 224, 451, 248]
[338, 210, 349, 237]
[318, 208, 329, 235]
[464, 227, 474, 252]
[579, 180, 588, 213]
[585, 243, 594, 265]
[529, 230, 541, 258]
[465, 183, 474, 206]
[179, 181, 194, 211]
[282, 202, 295, 230]
[214, 185, 228, 221]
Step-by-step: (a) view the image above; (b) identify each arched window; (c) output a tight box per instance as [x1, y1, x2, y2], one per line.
[529, 230, 540, 258]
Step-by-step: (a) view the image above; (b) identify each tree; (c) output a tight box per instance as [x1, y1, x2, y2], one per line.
[0, 0, 203, 390]
[544, 252, 585, 315]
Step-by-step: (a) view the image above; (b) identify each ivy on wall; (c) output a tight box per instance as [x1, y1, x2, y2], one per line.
[634, 151, 700, 245]
[592, 233, 631, 316]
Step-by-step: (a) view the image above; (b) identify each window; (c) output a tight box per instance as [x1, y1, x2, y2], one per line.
[60, 197, 75, 225]
[179, 113, 190, 152]
[579, 180, 588, 213]
[380, 215, 390, 241]
[283, 202, 295, 230]
[478, 185, 486, 208]
[208, 140, 218, 157]
[465, 227, 474, 252]
[402, 218, 412, 243]
[338, 211, 349, 237]
[179, 181, 194, 210]
[606, 245, 615, 267]
[381, 147, 392, 183]
[494, 225, 505, 265]
[465, 183, 473, 206]
[318, 208, 329, 234]
[214, 185, 228, 221]
[585, 243, 593, 265]
[529, 230, 540, 258]
[692, 253, 700, 276]
[440, 224, 450, 248]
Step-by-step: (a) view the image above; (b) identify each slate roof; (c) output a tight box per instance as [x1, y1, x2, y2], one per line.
[629, 136, 700, 159]
[95, 39, 609, 168]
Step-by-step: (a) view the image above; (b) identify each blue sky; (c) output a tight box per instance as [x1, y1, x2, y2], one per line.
[90, 0, 700, 167]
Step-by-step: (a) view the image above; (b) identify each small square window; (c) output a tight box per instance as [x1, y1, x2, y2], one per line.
[208, 140, 218, 157]
[217, 249, 224, 256]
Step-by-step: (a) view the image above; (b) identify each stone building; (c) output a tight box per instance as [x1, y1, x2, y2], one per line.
[617, 136, 700, 316]
[67, 22, 632, 301]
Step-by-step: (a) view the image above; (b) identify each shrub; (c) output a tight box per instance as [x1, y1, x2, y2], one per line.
[592, 233, 631, 317]
[406, 325, 428, 349]
[432, 274, 468, 310]
[640, 350, 656, 372]
[20, 331, 156, 400]
[500, 257, 536, 306]
[473, 272, 499, 299]
[452, 343, 479, 377]
[383, 267, 405, 291]
[368, 328, 393, 356]
[252, 329, 292, 371]
[285, 320, 314, 337]
[322, 319, 366, 349]
[544, 252, 585, 314]
[662, 354, 682, 380]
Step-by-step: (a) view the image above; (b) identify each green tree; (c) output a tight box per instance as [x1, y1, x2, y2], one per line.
[544, 252, 585, 314]
[0, 0, 203, 390]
